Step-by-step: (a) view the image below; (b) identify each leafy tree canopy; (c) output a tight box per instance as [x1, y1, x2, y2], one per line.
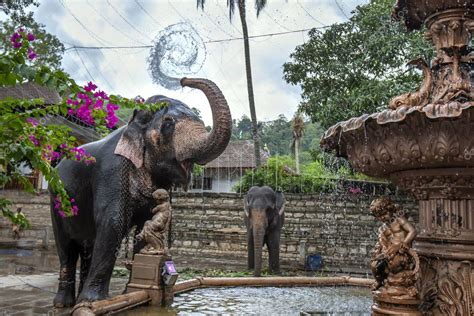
[1, 19, 65, 70]
[283, 0, 433, 129]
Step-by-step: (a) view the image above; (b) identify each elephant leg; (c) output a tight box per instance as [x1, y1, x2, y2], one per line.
[77, 221, 123, 302]
[267, 230, 281, 275]
[78, 240, 93, 296]
[247, 228, 255, 270]
[53, 239, 79, 308]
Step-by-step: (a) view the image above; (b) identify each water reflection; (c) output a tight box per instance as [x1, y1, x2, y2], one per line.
[123, 286, 371, 315]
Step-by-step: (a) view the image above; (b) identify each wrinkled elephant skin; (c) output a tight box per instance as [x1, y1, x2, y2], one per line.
[50, 78, 232, 307]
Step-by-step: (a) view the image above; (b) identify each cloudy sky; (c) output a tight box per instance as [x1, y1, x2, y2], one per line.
[31, 0, 367, 125]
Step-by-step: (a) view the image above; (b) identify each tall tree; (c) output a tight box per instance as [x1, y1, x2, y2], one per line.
[291, 113, 304, 174]
[197, 0, 266, 166]
[283, 0, 433, 129]
[1, 1, 64, 70]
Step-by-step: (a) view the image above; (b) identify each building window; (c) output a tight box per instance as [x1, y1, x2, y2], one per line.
[192, 177, 212, 190]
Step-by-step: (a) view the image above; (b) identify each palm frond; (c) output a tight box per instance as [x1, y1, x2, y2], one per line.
[255, 0, 267, 17]
[196, 0, 205, 10]
[227, 0, 237, 20]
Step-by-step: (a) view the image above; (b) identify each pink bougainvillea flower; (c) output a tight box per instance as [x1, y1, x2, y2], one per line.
[93, 90, 109, 100]
[10, 32, 21, 44]
[27, 48, 37, 60]
[71, 205, 79, 216]
[84, 81, 98, 92]
[349, 187, 363, 194]
[93, 99, 103, 109]
[26, 118, 39, 126]
[13, 41, 22, 49]
[28, 134, 40, 146]
[26, 33, 35, 41]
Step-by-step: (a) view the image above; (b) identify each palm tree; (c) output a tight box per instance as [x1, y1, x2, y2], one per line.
[197, 0, 266, 167]
[292, 113, 304, 175]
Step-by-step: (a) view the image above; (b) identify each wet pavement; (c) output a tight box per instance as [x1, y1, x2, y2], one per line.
[0, 273, 127, 316]
[0, 248, 371, 315]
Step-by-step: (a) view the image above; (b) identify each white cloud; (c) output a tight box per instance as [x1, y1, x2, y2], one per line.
[32, 0, 368, 125]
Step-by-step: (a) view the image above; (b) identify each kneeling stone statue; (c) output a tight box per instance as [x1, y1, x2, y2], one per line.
[137, 189, 171, 255]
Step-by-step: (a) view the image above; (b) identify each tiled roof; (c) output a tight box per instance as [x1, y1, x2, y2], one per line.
[0, 82, 61, 104]
[0, 83, 99, 142]
[206, 140, 266, 169]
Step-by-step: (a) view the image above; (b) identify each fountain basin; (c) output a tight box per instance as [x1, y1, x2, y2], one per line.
[321, 102, 474, 179]
[124, 276, 373, 315]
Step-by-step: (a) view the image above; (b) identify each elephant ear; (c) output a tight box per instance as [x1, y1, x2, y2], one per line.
[114, 110, 153, 169]
[243, 195, 250, 217]
[275, 191, 285, 216]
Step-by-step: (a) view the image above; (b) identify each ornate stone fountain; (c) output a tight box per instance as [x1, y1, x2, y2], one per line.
[321, 0, 473, 314]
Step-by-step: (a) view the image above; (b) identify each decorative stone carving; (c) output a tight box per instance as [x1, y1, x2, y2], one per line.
[137, 189, 172, 255]
[389, 58, 432, 110]
[419, 258, 473, 315]
[321, 1, 474, 314]
[370, 198, 419, 299]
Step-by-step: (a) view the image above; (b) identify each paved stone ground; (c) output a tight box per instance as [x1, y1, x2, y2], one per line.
[0, 248, 248, 316]
[0, 273, 128, 316]
[0, 248, 365, 315]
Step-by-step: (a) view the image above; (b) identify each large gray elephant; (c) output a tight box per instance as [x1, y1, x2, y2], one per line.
[50, 78, 231, 307]
[244, 186, 285, 277]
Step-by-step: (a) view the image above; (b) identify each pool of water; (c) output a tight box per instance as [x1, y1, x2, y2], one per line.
[124, 286, 371, 315]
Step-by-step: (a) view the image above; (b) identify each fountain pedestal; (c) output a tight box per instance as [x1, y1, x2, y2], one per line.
[320, 1, 474, 314]
[126, 254, 174, 306]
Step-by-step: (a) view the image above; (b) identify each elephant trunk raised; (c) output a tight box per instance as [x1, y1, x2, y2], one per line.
[175, 78, 232, 165]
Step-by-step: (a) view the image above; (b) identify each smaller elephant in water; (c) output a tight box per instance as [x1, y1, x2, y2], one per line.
[244, 186, 285, 277]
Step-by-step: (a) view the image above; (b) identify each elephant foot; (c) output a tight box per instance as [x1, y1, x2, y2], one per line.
[76, 286, 108, 303]
[53, 281, 76, 308]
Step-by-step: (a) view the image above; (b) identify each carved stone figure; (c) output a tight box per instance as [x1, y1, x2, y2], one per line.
[321, 1, 474, 313]
[136, 189, 171, 255]
[370, 197, 419, 299]
[49, 78, 231, 307]
[388, 58, 432, 110]
[244, 186, 285, 277]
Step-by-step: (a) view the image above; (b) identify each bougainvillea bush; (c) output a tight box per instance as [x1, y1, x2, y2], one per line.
[0, 28, 162, 226]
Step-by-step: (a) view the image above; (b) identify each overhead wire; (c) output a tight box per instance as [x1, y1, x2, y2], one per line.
[167, 0, 220, 42]
[64, 26, 329, 51]
[133, 0, 162, 28]
[335, 0, 350, 20]
[74, 48, 96, 83]
[262, 10, 293, 32]
[296, 0, 327, 26]
[105, 0, 154, 41]
[86, 0, 149, 45]
[57, 0, 114, 46]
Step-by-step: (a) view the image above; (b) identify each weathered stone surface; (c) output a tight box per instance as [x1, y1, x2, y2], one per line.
[0, 190, 417, 274]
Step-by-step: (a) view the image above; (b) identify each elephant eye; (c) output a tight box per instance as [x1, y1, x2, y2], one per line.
[161, 116, 175, 137]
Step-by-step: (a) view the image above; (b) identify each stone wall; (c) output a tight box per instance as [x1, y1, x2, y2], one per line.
[0, 190, 54, 248]
[170, 192, 417, 274]
[0, 190, 417, 274]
